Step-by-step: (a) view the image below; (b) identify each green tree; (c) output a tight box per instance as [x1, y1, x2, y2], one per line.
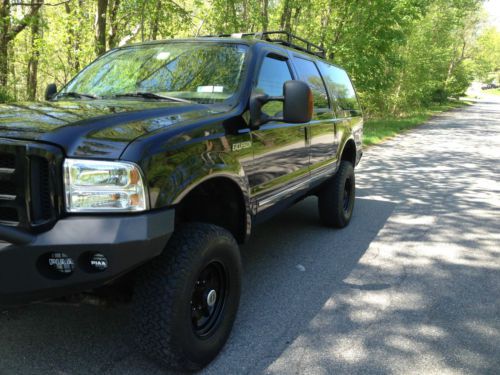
[0, 0, 490, 114]
[472, 27, 500, 81]
[0, 1, 42, 86]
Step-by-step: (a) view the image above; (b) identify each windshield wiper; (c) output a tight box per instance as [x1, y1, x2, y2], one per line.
[57, 92, 99, 100]
[112, 92, 194, 103]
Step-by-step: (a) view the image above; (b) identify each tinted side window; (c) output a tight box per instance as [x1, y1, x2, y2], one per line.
[318, 62, 361, 117]
[293, 57, 330, 110]
[256, 56, 292, 116]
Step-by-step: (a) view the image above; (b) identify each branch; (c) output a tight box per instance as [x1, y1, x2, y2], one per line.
[118, 24, 141, 46]
[195, 19, 204, 37]
[7, 3, 42, 41]
[167, 0, 189, 16]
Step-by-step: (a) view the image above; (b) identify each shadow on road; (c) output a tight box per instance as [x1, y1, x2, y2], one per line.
[1, 100, 499, 374]
[255, 101, 499, 375]
[0, 196, 395, 375]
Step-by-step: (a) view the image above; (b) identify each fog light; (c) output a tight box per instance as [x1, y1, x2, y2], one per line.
[48, 253, 75, 274]
[90, 253, 108, 271]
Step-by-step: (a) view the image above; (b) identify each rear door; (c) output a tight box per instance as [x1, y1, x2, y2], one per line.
[248, 52, 310, 211]
[291, 56, 337, 181]
[317, 62, 363, 161]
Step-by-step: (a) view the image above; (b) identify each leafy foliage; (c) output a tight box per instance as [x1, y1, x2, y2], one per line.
[0, 0, 494, 117]
[472, 27, 500, 82]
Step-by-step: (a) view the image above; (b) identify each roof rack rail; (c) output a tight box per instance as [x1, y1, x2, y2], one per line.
[200, 31, 327, 59]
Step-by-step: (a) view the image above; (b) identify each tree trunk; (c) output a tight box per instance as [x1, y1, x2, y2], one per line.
[281, 0, 292, 33]
[292, 6, 301, 33]
[64, 2, 73, 66]
[0, 1, 10, 86]
[261, 0, 269, 32]
[320, 0, 332, 48]
[0, 42, 8, 87]
[0, 0, 42, 87]
[140, 1, 145, 42]
[229, 0, 237, 31]
[242, 0, 248, 26]
[445, 38, 467, 89]
[27, 0, 43, 100]
[108, 0, 121, 48]
[95, 0, 109, 56]
[64, 1, 82, 72]
[332, 0, 354, 45]
[150, 0, 162, 41]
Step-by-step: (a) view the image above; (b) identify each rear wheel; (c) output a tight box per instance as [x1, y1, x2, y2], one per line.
[132, 223, 242, 372]
[318, 160, 355, 228]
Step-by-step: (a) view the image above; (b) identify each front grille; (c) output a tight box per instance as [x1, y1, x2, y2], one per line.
[30, 156, 53, 222]
[0, 152, 15, 169]
[0, 179, 16, 196]
[1, 207, 18, 222]
[0, 139, 62, 229]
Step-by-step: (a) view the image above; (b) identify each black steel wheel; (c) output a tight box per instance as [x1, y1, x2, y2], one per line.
[190, 261, 228, 337]
[133, 223, 242, 372]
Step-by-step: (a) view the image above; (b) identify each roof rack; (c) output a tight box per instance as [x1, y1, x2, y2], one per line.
[200, 31, 327, 59]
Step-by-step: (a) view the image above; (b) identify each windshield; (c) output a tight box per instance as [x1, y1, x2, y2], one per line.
[58, 43, 248, 104]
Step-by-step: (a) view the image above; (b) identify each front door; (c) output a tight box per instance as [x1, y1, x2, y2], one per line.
[247, 53, 310, 212]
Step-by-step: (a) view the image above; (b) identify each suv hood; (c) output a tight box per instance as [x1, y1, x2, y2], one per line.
[0, 100, 217, 159]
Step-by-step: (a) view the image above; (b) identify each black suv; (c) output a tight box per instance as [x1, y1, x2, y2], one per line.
[0, 32, 363, 371]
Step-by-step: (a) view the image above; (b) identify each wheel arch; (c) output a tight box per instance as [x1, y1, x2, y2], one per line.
[174, 174, 251, 244]
[340, 138, 357, 167]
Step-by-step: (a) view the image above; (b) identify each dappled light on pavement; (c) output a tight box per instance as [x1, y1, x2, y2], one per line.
[0, 98, 499, 374]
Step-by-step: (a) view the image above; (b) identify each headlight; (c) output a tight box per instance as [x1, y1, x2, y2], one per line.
[64, 159, 148, 212]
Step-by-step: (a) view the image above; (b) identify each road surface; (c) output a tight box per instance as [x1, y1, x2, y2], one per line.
[1, 97, 499, 375]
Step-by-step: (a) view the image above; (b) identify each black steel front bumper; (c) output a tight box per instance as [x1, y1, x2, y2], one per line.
[0, 209, 175, 306]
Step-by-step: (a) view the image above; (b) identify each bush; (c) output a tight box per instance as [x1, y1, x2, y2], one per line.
[431, 87, 448, 103]
[0, 87, 14, 103]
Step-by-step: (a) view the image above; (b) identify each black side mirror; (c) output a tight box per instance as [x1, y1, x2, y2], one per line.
[250, 80, 313, 129]
[283, 80, 314, 123]
[45, 83, 58, 101]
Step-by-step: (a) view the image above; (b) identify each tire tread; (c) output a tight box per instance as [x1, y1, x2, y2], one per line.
[318, 160, 355, 228]
[133, 223, 239, 371]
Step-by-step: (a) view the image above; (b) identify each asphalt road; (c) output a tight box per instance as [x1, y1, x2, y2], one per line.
[1, 97, 499, 375]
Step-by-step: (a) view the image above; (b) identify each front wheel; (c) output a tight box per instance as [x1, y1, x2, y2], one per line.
[132, 223, 242, 372]
[318, 160, 355, 228]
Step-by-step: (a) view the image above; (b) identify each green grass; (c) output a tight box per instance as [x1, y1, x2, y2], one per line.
[484, 88, 500, 96]
[363, 100, 471, 147]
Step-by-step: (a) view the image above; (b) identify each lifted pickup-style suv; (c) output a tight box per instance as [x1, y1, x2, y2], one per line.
[0, 31, 362, 371]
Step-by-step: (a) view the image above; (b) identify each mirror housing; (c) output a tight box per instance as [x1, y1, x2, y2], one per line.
[283, 80, 314, 123]
[45, 83, 58, 101]
[250, 80, 313, 129]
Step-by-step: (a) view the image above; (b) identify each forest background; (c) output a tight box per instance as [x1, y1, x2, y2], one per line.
[1, 0, 499, 119]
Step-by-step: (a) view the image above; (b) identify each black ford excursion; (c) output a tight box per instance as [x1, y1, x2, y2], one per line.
[0, 32, 363, 371]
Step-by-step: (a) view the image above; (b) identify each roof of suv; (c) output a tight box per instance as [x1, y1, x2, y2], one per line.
[123, 31, 330, 62]
[126, 37, 338, 66]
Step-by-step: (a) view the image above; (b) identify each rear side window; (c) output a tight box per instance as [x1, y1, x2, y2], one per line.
[293, 57, 330, 110]
[318, 62, 361, 117]
[255, 56, 293, 116]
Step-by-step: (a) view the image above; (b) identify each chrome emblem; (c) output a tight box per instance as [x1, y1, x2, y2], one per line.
[232, 141, 252, 151]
